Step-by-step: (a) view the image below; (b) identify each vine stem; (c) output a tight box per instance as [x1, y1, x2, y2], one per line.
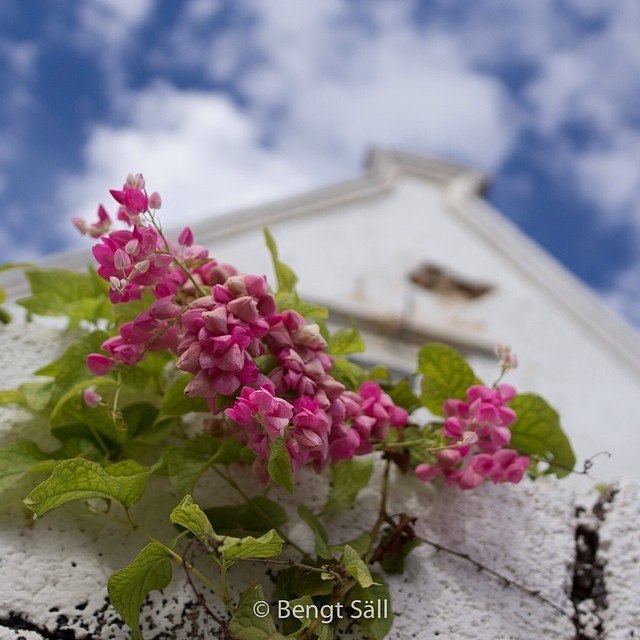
[364, 458, 391, 560]
[230, 556, 343, 582]
[211, 466, 307, 556]
[301, 578, 357, 640]
[146, 212, 209, 298]
[419, 535, 572, 620]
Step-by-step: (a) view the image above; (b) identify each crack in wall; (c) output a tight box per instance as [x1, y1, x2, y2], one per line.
[571, 485, 618, 640]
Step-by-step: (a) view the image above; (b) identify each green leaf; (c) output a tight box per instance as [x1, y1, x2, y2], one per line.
[508, 393, 576, 478]
[275, 566, 333, 599]
[0, 389, 27, 407]
[204, 497, 287, 537]
[323, 458, 373, 516]
[268, 436, 293, 493]
[417, 343, 480, 416]
[17, 268, 110, 324]
[332, 532, 371, 556]
[347, 573, 393, 640]
[48, 377, 131, 445]
[298, 505, 331, 559]
[378, 536, 422, 575]
[36, 330, 109, 407]
[20, 380, 55, 412]
[167, 436, 243, 495]
[170, 494, 215, 539]
[0, 381, 54, 412]
[264, 228, 298, 294]
[274, 292, 329, 320]
[219, 529, 283, 561]
[228, 583, 285, 640]
[330, 357, 369, 389]
[342, 545, 375, 588]
[328, 326, 366, 356]
[23, 457, 151, 517]
[121, 402, 165, 441]
[108, 542, 173, 640]
[0, 261, 34, 273]
[159, 375, 210, 417]
[387, 378, 420, 412]
[278, 595, 315, 636]
[0, 441, 58, 491]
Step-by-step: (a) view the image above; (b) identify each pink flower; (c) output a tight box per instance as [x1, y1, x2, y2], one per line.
[110, 187, 149, 215]
[72, 205, 112, 238]
[148, 191, 162, 209]
[83, 388, 102, 408]
[178, 226, 194, 247]
[415, 384, 529, 490]
[86, 353, 116, 376]
[226, 385, 293, 440]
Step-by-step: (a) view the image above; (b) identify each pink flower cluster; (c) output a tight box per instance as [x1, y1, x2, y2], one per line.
[415, 385, 529, 490]
[221, 308, 408, 478]
[176, 274, 275, 400]
[81, 174, 410, 480]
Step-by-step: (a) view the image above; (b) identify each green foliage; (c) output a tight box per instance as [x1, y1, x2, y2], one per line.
[0, 263, 35, 324]
[218, 528, 283, 561]
[341, 544, 375, 588]
[23, 457, 151, 517]
[347, 573, 393, 640]
[159, 375, 209, 417]
[323, 458, 373, 515]
[204, 497, 287, 537]
[377, 535, 422, 575]
[330, 357, 368, 388]
[0, 389, 28, 407]
[17, 267, 111, 326]
[36, 330, 109, 407]
[328, 326, 366, 356]
[417, 343, 480, 416]
[264, 228, 298, 294]
[275, 565, 334, 599]
[509, 393, 576, 478]
[274, 292, 329, 320]
[268, 436, 294, 493]
[107, 542, 173, 640]
[170, 494, 215, 539]
[228, 583, 285, 640]
[167, 436, 244, 495]
[0, 441, 58, 491]
[298, 505, 331, 559]
[386, 378, 420, 412]
[0, 380, 54, 413]
[263, 227, 329, 321]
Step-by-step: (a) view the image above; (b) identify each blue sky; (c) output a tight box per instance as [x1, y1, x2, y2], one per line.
[2, 0, 640, 323]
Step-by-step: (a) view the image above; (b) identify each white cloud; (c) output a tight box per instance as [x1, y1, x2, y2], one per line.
[0, 39, 38, 165]
[76, 0, 153, 49]
[235, 1, 520, 177]
[58, 82, 310, 246]
[73, 0, 154, 96]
